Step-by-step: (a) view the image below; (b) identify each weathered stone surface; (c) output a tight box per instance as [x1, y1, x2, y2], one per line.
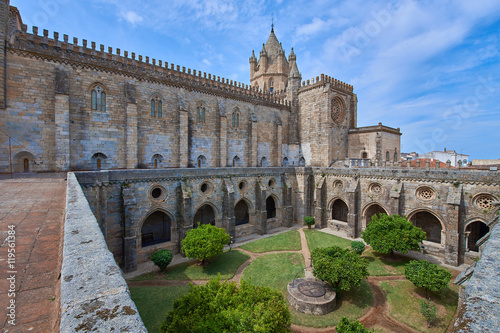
[287, 278, 336, 315]
[60, 173, 146, 332]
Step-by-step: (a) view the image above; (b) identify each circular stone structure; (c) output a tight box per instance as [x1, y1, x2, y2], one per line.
[287, 278, 336, 315]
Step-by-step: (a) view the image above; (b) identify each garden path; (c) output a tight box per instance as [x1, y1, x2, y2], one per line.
[127, 228, 451, 333]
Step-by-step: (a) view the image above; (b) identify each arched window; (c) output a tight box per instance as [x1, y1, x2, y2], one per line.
[91, 152, 107, 171]
[232, 109, 240, 128]
[394, 151, 398, 162]
[197, 103, 206, 123]
[410, 211, 442, 243]
[266, 196, 276, 219]
[260, 156, 268, 167]
[298, 157, 305, 166]
[386, 151, 390, 161]
[232, 155, 240, 167]
[141, 211, 171, 247]
[269, 78, 274, 92]
[332, 199, 348, 222]
[193, 204, 216, 228]
[362, 152, 368, 159]
[235, 200, 250, 226]
[91, 85, 106, 111]
[151, 96, 162, 118]
[466, 221, 490, 252]
[197, 155, 207, 168]
[282, 157, 289, 167]
[152, 154, 163, 169]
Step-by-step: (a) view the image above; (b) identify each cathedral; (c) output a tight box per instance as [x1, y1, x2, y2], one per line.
[0, 4, 401, 174]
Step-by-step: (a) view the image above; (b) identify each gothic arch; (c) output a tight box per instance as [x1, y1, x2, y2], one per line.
[328, 197, 349, 222]
[91, 152, 108, 170]
[151, 154, 163, 169]
[13, 151, 36, 173]
[193, 202, 219, 227]
[235, 199, 252, 226]
[265, 194, 280, 219]
[463, 217, 490, 252]
[361, 202, 390, 228]
[136, 209, 175, 248]
[407, 209, 446, 244]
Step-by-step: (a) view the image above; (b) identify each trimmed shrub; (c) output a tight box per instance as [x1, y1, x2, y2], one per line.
[312, 246, 369, 295]
[336, 316, 372, 333]
[150, 249, 173, 271]
[161, 276, 291, 333]
[182, 223, 230, 264]
[351, 241, 365, 255]
[304, 216, 315, 229]
[405, 260, 452, 295]
[361, 214, 426, 255]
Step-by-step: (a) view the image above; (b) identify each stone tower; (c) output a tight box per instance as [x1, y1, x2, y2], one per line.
[249, 26, 298, 93]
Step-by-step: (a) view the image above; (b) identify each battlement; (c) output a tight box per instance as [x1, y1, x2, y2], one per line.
[11, 24, 294, 109]
[299, 73, 354, 93]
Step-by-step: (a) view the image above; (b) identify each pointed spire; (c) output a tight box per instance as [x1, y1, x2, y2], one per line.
[271, 17, 274, 32]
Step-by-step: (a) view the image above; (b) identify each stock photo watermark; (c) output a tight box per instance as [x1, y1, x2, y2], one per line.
[5, 225, 17, 326]
[416, 74, 496, 153]
[32, 0, 70, 27]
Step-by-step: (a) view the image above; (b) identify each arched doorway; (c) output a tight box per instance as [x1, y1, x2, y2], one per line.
[235, 200, 250, 226]
[409, 211, 442, 243]
[152, 154, 163, 169]
[466, 221, 489, 252]
[299, 157, 305, 166]
[266, 196, 276, 219]
[331, 199, 348, 222]
[193, 204, 216, 228]
[141, 211, 171, 247]
[282, 157, 289, 167]
[364, 204, 388, 227]
[260, 156, 268, 167]
[23, 158, 29, 172]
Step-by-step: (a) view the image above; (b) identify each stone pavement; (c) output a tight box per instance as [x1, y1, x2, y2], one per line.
[0, 173, 66, 333]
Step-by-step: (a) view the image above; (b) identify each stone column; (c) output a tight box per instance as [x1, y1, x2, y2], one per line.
[178, 109, 189, 167]
[250, 111, 258, 167]
[224, 179, 235, 237]
[281, 175, 293, 227]
[276, 123, 282, 166]
[314, 179, 327, 228]
[255, 180, 267, 235]
[219, 114, 228, 167]
[445, 184, 462, 266]
[54, 68, 70, 171]
[122, 185, 138, 272]
[125, 83, 137, 169]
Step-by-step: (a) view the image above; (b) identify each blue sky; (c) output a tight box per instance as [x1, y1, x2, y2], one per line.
[13, 0, 500, 159]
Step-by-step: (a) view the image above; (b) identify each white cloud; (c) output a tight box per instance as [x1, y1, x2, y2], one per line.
[296, 18, 330, 37]
[202, 59, 212, 66]
[120, 11, 143, 25]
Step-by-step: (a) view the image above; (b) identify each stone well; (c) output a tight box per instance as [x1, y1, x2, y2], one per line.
[287, 278, 336, 315]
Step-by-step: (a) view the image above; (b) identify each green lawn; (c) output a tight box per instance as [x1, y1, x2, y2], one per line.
[238, 230, 301, 253]
[363, 249, 412, 276]
[291, 279, 373, 328]
[380, 280, 459, 332]
[303, 229, 352, 252]
[242, 252, 305, 291]
[130, 285, 191, 333]
[131, 250, 250, 282]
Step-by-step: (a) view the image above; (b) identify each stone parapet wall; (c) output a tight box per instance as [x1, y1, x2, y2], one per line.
[60, 173, 146, 332]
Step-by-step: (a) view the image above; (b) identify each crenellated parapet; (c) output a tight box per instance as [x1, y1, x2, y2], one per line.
[8, 25, 294, 109]
[299, 73, 354, 94]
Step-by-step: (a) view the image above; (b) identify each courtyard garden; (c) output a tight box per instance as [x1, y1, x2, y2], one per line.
[128, 228, 459, 332]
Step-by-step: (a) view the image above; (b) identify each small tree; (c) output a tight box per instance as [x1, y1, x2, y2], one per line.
[150, 249, 173, 272]
[182, 223, 230, 265]
[336, 316, 372, 333]
[304, 216, 315, 229]
[405, 260, 452, 295]
[311, 246, 369, 296]
[161, 276, 291, 333]
[420, 299, 437, 327]
[351, 241, 365, 255]
[361, 214, 426, 256]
